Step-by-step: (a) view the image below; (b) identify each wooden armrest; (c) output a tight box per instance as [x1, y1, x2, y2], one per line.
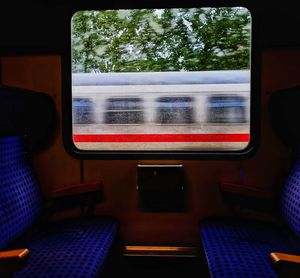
[0, 248, 29, 260]
[49, 181, 102, 198]
[220, 182, 273, 199]
[270, 252, 300, 265]
[47, 181, 104, 216]
[270, 252, 300, 277]
[0, 249, 30, 274]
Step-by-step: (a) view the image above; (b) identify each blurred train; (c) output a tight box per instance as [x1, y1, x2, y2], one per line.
[72, 70, 250, 126]
[72, 70, 251, 150]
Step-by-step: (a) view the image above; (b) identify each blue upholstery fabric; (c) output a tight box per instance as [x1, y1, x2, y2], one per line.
[0, 136, 42, 249]
[14, 217, 118, 278]
[0, 136, 119, 277]
[281, 157, 300, 237]
[200, 156, 300, 277]
[200, 219, 300, 278]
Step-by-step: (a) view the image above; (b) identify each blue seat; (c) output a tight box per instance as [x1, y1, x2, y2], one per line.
[0, 86, 119, 277]
[199, 86, 300, 277]
[0, 135, 118, 277]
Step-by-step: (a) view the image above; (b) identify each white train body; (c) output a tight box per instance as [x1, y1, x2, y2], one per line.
[72, 70, 250, 125]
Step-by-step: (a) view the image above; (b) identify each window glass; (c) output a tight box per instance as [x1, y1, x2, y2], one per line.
[207, 95, 247, 123]
[105, 97, 144, 124]
[156, 97, 194, 124]
[71, 7, 252, 153]
[72, 98, 94, 124]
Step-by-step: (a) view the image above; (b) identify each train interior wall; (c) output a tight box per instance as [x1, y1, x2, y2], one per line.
[0, 48, 299, 246]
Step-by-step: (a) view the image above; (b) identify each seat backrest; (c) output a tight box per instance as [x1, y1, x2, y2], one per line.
[269, 86, 300, 237]
[0, 86, 56, 249]
[0, 136, 42, 249]
[280, 157, 300, 237]
[269, 86, 300, 152]
[0, 85, 57, 152]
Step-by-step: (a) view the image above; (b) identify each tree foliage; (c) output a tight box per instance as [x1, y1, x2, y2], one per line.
[71, 8, 251, 73]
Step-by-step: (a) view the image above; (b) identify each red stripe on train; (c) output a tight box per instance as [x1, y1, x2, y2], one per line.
[73, 133, 250, 142]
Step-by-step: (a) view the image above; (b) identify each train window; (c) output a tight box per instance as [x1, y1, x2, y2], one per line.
[156, 97, 194, 124]
[207, 96, 247, 123]
[72, 98, 94, 124]
[67, 6, 258, 158]
[105, 97, 144, 124]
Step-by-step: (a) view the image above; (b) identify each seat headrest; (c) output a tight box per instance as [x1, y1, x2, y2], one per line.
[269, 86, 300, 150]
[0, 85, 57, 151]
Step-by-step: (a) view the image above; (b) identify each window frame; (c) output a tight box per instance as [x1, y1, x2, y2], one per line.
[62, 1, 260, 160]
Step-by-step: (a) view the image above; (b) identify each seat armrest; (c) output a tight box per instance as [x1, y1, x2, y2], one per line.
[220, 182, 273, 198]
[0, 249, 30, 274]
[49, 181, 103, 198]
[219, 182, 276, 212]
[48, 181, 103, 215]
[270, 252, 300, 277]
[270, 252, 300, 265]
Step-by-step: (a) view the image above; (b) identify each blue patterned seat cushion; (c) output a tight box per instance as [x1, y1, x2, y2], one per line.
[200, 218, 300, 278]
[1, 136, 119, 277]
[281, 158, 300, 238]
[0, 136, 42, 249]
[13, 216, 118, 278]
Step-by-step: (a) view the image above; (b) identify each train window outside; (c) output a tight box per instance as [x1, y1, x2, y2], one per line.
[105, 97, 144, 124]
[72, 98, 94, 124]
[207, 96, 246, 123]
[68, 6, 257, 158]
[156, 97, 194, 124]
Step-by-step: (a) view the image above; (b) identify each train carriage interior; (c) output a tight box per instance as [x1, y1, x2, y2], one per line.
[2, 0, 300, 277]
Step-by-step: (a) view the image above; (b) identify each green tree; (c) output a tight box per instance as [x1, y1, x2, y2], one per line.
[71, 7, 251, 73]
